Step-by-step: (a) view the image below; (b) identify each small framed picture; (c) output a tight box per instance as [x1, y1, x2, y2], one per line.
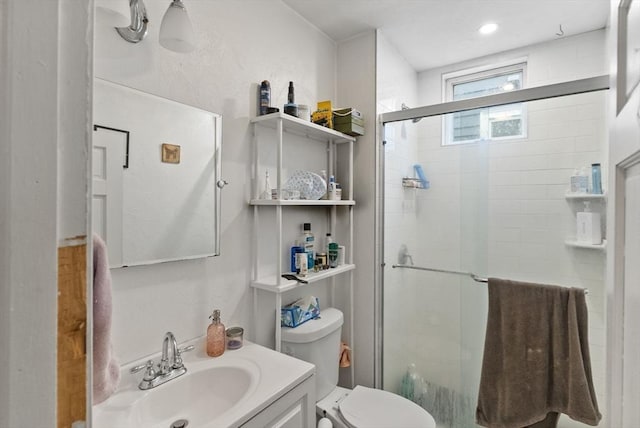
[161, 143, 181, 164]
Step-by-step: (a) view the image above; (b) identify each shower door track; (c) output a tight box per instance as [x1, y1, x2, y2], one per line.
[379, 75, 609, 124]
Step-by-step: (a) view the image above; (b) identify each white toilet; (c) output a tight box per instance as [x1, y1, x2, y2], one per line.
[281, 307, 436, 428]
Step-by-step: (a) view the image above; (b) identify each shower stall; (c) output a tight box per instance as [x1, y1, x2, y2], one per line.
[378, 82, 609, 427]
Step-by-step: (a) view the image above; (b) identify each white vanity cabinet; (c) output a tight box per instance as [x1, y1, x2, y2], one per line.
[240, 374, 315, 428]
[249, 112, 356, 357]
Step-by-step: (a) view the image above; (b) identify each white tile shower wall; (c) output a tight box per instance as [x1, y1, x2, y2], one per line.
[377, 31, 425, 391]
[95, 0, 338, 364]
[412, 30, 608, 425]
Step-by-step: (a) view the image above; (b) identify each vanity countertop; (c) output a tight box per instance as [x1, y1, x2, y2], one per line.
[93, 338, 315, 428]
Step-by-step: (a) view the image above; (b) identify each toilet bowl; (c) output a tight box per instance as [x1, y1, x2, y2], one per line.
[281, 308, 436, 428]
[317, 385, 436, 428]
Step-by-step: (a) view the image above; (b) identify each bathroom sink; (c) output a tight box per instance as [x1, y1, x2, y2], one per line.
[129, 362, 259, 427]
[94, 341, 315, 428]
[93, 352, 261, 428]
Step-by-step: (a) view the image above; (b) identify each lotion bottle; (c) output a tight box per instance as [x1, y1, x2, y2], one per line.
[576, 201, 602, 245]
[207, 309, 226, 357]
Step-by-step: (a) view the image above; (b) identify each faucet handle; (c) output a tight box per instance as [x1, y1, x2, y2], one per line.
[130, 359, 157, 381]
[178, 345, 195, 354]
[173, 345, 195, 368]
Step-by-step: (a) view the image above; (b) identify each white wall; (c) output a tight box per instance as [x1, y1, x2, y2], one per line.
[336, 31, 378, 387]
[1, 1, 93, 426]
[94, 0, 338, 364]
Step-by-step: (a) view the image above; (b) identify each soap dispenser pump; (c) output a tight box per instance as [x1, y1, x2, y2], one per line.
[207, 309, 226, 357]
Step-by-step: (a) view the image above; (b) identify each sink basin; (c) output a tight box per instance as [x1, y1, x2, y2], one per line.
[131, 362, 258, 427]
[94, 340, 314, 428]
[93, 356, 260, 428]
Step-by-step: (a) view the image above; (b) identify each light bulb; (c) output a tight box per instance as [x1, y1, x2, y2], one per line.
[159, 0, 195, 53]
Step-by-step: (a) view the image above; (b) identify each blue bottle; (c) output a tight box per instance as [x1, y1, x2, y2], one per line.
[591, 163, 602, 194]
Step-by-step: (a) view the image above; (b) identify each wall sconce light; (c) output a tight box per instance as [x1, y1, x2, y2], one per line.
[116, 0, 195, 53]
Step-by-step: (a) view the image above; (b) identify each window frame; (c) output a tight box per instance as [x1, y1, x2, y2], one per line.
[442, 60, 528, 146]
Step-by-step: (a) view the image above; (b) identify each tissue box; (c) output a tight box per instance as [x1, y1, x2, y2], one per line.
[281, 296, 320, 327]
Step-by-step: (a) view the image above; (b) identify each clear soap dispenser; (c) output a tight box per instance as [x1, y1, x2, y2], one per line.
[207, 309, 226, 357]
[260, 170, 272, 200]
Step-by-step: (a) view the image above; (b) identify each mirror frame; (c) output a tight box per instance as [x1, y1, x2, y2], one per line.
[93, 78, 223, 265]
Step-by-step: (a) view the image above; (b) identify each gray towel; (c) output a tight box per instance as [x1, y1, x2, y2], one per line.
[476, 278, 601, 428]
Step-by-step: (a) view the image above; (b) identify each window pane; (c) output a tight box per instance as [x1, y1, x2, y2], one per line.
[452, 109, 481, 142]
[452, 72, 522, 101]
[491, 118, 521, 138]
[444, 65, 526, 145]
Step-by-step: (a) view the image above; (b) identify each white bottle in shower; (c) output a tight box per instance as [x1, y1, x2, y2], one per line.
[576, 201, 601, 245]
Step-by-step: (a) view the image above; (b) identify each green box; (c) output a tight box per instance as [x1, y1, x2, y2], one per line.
[333, 107, 363, 119]
[333, 108, 364, 136]
[334, 121, 364, 136]
[334, 115, 364, 127]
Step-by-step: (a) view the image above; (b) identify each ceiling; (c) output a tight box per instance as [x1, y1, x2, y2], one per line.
[282, 0, 610, 71]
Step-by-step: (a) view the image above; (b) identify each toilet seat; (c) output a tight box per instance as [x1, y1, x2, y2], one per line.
[337, 386, 436, 428]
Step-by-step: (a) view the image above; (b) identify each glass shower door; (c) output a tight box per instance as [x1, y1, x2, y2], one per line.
[382, 116, 489, 428]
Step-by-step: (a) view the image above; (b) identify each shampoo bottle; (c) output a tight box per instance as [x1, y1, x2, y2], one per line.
[301, 223, 315, 269]
[591, 163, 602, 194]
[207, 309, 226, 357]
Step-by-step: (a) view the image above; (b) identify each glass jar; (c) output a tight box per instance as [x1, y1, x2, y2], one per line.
[226, 327, 244, 350]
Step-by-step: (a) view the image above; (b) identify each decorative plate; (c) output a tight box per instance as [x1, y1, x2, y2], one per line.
[283, 170, 327, 200]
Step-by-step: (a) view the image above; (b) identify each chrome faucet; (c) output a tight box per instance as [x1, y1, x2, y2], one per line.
[159, 331, 179, 374]
[130, 331, 194, 390]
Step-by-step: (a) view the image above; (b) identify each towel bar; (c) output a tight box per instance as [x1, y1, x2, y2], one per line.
[390, 264, 588, 294]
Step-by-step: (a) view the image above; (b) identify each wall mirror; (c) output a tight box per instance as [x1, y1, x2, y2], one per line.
[92, 78, 222, 267]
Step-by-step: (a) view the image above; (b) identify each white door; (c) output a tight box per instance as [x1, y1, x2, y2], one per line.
[622, 163, 640, 426]
[92, 125, 126, 267]
[608, 1, 640, 425]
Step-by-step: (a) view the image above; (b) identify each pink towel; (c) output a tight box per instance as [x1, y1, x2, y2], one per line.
[92, 233, 120, 404]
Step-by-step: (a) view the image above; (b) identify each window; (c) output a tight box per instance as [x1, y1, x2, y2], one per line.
[443, 62, 527, 145]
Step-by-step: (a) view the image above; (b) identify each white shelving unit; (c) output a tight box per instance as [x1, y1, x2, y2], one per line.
[249, 113, 356, 362]
[565, 191, 607, 251]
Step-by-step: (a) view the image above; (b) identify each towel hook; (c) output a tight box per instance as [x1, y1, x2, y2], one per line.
[556, 24, 564, 37]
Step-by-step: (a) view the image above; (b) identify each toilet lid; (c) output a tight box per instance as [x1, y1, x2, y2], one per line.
[338, 386, 436, 428]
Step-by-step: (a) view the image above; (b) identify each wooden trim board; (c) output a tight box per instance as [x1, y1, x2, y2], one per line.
[57, 243, 87, 428]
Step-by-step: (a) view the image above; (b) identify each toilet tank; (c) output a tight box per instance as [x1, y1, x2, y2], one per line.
[281, 307, 344, 400]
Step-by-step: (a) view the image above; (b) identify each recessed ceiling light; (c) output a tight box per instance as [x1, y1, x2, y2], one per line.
[479, 23, 498, 35]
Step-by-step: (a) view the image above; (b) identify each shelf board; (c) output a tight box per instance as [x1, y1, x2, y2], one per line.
[565, 239, 607, 250]
[251, 112, 356, 144]
[251, 264, 356, 293]
[565, 192, 607, 200]
[250, 199, 355, 206]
